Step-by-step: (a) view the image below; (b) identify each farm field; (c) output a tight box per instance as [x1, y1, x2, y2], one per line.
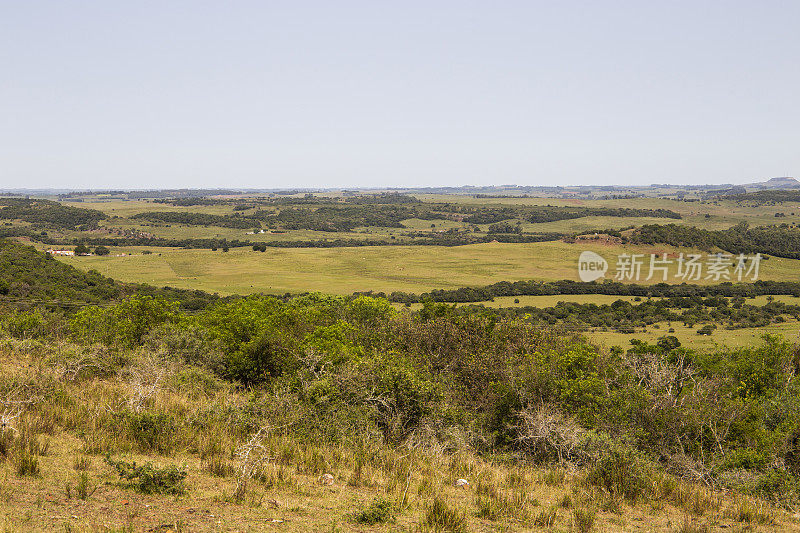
[53, 240, 800, 296]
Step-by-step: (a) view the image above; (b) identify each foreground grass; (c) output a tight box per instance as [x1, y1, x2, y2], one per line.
[0, 339, 796, 532]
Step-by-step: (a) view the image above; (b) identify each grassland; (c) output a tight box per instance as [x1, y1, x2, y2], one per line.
[53, 239, 800, 297]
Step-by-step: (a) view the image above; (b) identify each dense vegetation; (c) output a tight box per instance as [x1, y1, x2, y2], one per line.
[716, 190, 800, 204]
[631, 222, 800, 259]
[466, 296, 800, 332]
[58, 189, 239, 199]
[0, 239, 219, 310]
[380, 279, 800, 304]
[130, 211, 260, 229]
[3, 229, 800, 529]
[0, 198, 105, 229]
[253, 205, 446, 232]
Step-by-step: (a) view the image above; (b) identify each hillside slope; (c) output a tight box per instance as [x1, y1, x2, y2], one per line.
[0, 239, 217, 310]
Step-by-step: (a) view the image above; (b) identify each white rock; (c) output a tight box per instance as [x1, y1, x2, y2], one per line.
[454, 478, 470, 488]
[319, 473, 335, 486]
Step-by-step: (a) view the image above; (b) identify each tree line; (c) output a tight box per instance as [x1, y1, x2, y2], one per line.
[373, 279, 800, 304]
[463, 296, 800, 333]
[631, 222, 800, 259]
[131, 211, 259, 229]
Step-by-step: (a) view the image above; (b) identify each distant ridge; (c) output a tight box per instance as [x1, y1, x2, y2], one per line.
[749, 177, 800, 189]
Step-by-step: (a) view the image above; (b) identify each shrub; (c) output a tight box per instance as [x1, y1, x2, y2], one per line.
[365, 355, 438, 443]
[722, 448, 770, 471]
[76, 472, 94, 499]
[513, 403, 585, 462]
[105, 456, 187, 495]
[70, 295, 179, 348]
[696, 324, 715, 336]
[0, 309, 54, 339]
[751, 469, 800, 507]
[353, 497, 394, 525]
[125, 411, 176, 454]
[585, 444, 651, 501]
[145, 322, 226, 371]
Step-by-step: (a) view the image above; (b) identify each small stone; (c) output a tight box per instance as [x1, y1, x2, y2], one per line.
[454, 478, 470, 488]
[319, 473, 335, 486]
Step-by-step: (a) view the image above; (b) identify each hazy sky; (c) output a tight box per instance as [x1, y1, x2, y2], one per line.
[1, 1, 798, 189]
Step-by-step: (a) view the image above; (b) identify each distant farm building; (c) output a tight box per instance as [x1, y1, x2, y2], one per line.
[47, 250, 75, 256]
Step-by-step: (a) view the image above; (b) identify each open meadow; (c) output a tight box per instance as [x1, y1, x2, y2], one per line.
[53, 239, 800, 296]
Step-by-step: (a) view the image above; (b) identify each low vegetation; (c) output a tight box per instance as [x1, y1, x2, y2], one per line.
[2, 286, 800, 529]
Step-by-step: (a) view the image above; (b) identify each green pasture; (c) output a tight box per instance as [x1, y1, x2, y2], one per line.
[55, 240, 800, 297]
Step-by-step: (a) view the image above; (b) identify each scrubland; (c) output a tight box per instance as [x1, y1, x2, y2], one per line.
[2, 294, 800, 531]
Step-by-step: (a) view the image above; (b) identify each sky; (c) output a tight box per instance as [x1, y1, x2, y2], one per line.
[1, 1, 798, 190]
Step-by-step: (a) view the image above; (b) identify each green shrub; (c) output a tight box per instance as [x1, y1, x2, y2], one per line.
[366, 355, 438, 443]
[0, 309, 52, 339]
[70, 295, 179, 348]
[751, 469, 800, 507]
[353, 497, 394, 525]
[125, 411, 176, 454]
[76, 472, 94, 499]
[585, 444, 651, 501]
[722, 447, 770, 471]
[105, 456, 187, 495]
[144, 323, 225, 371]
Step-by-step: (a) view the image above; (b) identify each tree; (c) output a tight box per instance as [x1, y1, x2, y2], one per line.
[697, 324, 715, 336]
[94, 245, 110, 256]
[74, 244, 90, 256]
